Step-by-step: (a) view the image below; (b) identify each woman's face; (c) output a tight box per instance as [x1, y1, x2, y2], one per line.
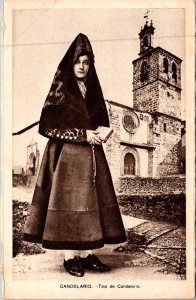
[73, 54, 90, 80]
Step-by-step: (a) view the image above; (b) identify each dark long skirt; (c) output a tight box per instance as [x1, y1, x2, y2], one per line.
[24, 139, 127, 249]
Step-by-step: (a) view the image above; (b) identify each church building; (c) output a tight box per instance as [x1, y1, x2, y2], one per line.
[104, 20, 184, 184]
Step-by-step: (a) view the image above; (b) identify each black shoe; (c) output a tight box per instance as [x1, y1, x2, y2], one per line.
[63, 256, 84, 277]
[81, 254, 111, 272]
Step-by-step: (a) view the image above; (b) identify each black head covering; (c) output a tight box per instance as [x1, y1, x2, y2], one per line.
[39, 33, 109, 136]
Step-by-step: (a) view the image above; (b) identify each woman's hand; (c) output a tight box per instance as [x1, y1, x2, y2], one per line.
[86, 130, 103, 145]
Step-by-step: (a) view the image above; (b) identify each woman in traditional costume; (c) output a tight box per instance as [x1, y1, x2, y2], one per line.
[24, 33, 127, 277]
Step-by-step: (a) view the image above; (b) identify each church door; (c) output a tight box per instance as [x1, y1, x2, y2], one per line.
[124, 153, 135, 175]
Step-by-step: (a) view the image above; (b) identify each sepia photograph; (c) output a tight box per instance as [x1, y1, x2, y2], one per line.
[2, 0, 195, 299]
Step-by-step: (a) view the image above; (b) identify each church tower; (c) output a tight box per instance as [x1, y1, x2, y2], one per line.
[132, 19, 183, 176]
[133, 20, 182, 120]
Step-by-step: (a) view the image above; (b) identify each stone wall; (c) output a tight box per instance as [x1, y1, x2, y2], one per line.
[13, 174, 27, 187]
[118, 193, 185, 225]
[133, 77, 181, 119]
[156, 140, 183, 176]
[13, 200, 45, 256]
[158, 82, 181, 119]
[117, 175, 185, 195]
[133, 81, 159, 113]
[132, 51, 159, 90]
[158, 50, 181, 88]
[132, 48, 181, 119]
[133, 50, 160, 113]
[105, 102, 121, 183]
[153, 115, 183, 176]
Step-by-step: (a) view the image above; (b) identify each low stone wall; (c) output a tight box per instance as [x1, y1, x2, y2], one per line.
[118, 193, 185, 225]
[117, 176, 185, 195]
[13, 200, 45, 257]
[12, 174, 27, 187]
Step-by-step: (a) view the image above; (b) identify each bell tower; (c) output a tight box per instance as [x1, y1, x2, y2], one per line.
[139, 20, 155, 55]
[132, 18, 183, 176]
[132, 20, 182, 120]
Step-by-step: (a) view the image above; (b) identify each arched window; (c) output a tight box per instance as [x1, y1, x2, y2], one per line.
[141, 61, 148, 81]
[124, 153, 135, 175]
[163, 58, 168, 73]
[172, 62, 177, 81]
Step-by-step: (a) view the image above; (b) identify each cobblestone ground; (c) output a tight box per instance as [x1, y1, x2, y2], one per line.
[115, 218, 186, 279]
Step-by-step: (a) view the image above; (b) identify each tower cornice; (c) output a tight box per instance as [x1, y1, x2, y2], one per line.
[133, 46, 182, 64]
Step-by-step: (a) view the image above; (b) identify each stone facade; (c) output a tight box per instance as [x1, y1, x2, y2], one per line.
[133, 80, 159, 113]
[104, 21, 184, 184]
[105, 101, 154, 185]
[133, 48, 182, 119]
[105, 100, 183, 185]
[153, 115, 182, 176]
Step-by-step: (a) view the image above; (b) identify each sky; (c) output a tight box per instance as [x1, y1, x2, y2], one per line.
[12, 8, 185, 167]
